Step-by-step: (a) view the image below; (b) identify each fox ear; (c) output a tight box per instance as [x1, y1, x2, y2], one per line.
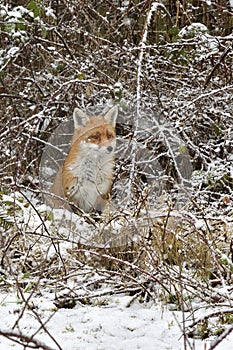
[104, 106, 118, 126]
[73, 108, 89, 128]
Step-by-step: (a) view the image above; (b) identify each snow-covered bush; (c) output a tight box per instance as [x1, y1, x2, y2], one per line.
[0, 1, 232, 349]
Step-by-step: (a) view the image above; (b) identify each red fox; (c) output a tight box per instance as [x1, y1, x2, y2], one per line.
[50, 106, 118, 214]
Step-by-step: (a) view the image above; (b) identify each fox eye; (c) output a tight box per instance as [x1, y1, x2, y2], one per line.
[107, 133, 114, 140]
[87, 134, 99, 141]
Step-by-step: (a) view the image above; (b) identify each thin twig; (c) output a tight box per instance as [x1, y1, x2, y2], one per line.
[208, 325, 233, 350]
[204, 46, 232, 88]
[0, 329, 56, 350]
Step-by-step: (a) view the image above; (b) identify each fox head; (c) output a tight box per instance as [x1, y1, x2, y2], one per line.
[71, 106, 118, 154]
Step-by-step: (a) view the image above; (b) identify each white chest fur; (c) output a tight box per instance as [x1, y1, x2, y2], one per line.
[67, 143, 114, 212]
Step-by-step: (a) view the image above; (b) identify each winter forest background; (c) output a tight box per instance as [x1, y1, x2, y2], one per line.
[0, 1, 233, 349]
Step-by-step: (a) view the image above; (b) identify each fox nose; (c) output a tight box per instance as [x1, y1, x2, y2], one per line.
[107, 146, 113, 152]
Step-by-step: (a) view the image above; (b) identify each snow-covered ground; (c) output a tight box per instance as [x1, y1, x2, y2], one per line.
[1, 194, 233, 350]
[1, 291, 233, 350]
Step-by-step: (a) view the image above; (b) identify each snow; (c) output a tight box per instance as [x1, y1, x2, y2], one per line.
[0, 294, 193, 350]
[179, 23, 208, 37]
[1, 292, 233, 350]
[45, 7, 56, 19]
[1, 188, 232, 349]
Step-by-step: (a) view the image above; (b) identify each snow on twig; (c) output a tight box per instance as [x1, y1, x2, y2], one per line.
[0, 329, 56, 350]
[127, 2, 165, 205]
